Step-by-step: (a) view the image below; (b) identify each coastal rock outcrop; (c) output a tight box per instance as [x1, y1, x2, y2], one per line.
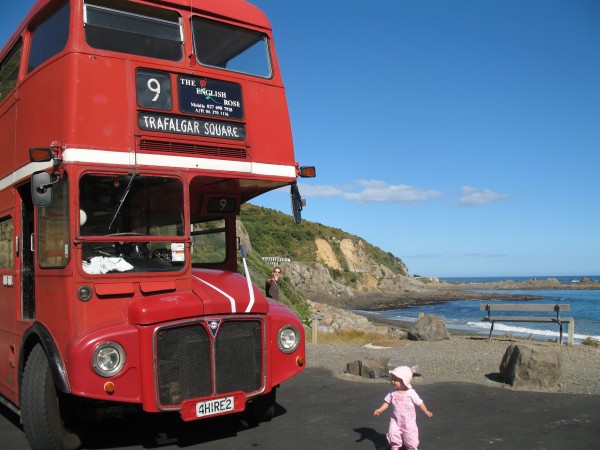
[307, 300, 404, 337]
[285, 264, 355, 301]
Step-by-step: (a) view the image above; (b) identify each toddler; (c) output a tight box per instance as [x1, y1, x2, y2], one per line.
[374, 366, 433, 450]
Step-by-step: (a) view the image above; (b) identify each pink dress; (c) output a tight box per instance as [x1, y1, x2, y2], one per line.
[384, 389, 423, 450]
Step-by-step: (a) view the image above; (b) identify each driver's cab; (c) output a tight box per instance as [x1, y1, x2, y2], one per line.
[77, 172, 186, 274]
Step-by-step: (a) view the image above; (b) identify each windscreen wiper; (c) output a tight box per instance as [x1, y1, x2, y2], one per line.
[108, 173, 137, 230]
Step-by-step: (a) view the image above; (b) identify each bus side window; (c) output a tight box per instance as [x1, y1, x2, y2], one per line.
[191, 218, 226, 264]
[37, 177, 70, 268]
[0, 217, 14, 268]
[0, 40, 22, 103]
[28, 2, 70, 72]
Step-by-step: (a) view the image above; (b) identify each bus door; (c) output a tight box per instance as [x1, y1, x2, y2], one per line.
[0, 184, 32, 403]
[0, 207, 17, 401]
[17, 183, 35, 320]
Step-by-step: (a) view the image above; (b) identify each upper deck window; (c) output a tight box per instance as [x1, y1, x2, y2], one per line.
[84, 2, 183, 61]
[192, 17, 271, 78]
[0, 41, 21, 102]
[28, 2, 70, 72]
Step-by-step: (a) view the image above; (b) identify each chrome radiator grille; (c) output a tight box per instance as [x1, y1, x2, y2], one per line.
[156, 320, 263, 408]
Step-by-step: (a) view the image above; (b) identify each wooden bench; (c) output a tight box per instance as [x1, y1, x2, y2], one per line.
[480, 303, 574, 345]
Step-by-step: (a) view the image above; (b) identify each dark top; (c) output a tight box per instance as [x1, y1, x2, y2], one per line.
[265, 278, 279, 301]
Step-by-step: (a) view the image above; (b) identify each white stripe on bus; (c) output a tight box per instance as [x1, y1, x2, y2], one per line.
[192, 275, 237, 313]
[0, 149, 296, 191]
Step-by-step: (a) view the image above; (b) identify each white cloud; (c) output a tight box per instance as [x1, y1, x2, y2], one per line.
[344, 180, 443, 203]
[299, 181, 510, 207]
[301, 179, 442, 204]
[297, 184, 346, 198]
[457, 186, 510, 207]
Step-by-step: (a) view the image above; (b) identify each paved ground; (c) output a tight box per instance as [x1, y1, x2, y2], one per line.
[2, 367, 600, 449]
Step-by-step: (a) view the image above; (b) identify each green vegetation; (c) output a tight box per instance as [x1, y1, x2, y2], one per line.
[414, 276, 433, 284]
[581, 336, 600, 347]
[307, 329, 404, 345]
[240, 204, 406, 274]
[240, 204, 318, 261]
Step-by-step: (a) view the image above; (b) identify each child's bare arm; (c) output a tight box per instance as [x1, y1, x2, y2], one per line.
[373, 402, 389, 416]
[419, 402, 433, 418]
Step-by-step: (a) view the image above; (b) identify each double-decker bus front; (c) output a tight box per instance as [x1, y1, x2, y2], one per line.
[0, 1, 311, 448]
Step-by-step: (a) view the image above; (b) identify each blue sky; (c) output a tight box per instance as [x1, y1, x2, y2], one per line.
[253, 0, 600, 278]
[3, 1, 599, 278]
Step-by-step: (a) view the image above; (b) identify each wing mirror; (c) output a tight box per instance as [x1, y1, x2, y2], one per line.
[290, 182, 305, 224]
[31, 171, 59, 207]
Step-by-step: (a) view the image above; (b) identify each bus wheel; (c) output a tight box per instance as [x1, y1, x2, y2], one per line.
[246, 388, 276, 422]
[21, 344, 82, 450]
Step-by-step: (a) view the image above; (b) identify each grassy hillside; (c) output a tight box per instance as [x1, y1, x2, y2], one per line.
[239, 204, 408, 322]
[240, 203, 407, 275]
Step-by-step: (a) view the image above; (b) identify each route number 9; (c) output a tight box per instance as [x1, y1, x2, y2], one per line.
[147, 78, 161, 102]
[136, 69, 172, 110]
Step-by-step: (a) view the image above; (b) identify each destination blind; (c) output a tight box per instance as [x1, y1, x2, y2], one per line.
[138, 112, 246, 140]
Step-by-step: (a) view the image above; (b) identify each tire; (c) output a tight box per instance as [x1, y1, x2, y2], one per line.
[21, 344, 82, 450]
[245, 388, 276, 422]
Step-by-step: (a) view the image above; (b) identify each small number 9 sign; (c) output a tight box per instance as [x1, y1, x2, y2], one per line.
[208, 197, 236, 213]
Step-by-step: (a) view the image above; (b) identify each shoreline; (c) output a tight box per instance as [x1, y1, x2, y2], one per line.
[319, 278, 600, 312]
[325, 290, 544, 312]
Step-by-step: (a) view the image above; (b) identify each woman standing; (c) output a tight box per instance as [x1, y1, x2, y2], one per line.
[265, 267, 281, 300]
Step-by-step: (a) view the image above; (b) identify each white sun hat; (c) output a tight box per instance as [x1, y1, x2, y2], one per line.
[389, 366, 413, 389]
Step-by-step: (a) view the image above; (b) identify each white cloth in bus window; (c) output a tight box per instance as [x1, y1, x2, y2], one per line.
[82, 256, 134, 274]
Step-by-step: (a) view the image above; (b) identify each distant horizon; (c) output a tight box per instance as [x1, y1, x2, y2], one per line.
[436, 274, 600, 280]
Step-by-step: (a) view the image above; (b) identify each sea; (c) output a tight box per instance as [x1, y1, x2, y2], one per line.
[357, 275, 600, 344]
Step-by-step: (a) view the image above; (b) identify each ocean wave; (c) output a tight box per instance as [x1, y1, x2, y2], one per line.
[466, 321, 600, 342]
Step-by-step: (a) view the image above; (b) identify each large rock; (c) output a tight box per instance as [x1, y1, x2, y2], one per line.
[499, 343, 562, 387]
[345, 359, 388, 379]
[407, 314, 450, 341]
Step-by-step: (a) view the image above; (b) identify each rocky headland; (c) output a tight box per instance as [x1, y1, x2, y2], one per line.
[286, 257, 599, 312]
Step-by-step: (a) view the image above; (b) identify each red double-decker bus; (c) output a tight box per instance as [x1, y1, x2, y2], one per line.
[0, 1, 314, 448]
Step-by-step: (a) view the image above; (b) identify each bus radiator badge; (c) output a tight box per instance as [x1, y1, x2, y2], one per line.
[208, 320, 221, 338]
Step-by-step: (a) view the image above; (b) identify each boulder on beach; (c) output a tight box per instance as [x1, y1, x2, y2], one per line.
[499, 343, 562, 388]
[407, 314, 451, 341]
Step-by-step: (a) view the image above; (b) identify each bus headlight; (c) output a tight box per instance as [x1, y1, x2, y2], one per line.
[92, 342, 126, 377]
[277, 325, 300, 353]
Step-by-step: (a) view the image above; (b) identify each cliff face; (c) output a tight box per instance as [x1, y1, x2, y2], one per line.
[237, 206, 429, 304]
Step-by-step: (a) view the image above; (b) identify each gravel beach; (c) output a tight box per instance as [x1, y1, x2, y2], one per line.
[306, 337, 600, 396]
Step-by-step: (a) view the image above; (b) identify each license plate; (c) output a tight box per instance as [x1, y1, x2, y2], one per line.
[196, 396, 235, 418]
[180, 391, 245, 422]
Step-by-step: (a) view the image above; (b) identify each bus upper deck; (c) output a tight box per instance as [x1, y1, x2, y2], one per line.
[0, 0, 301, 202]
